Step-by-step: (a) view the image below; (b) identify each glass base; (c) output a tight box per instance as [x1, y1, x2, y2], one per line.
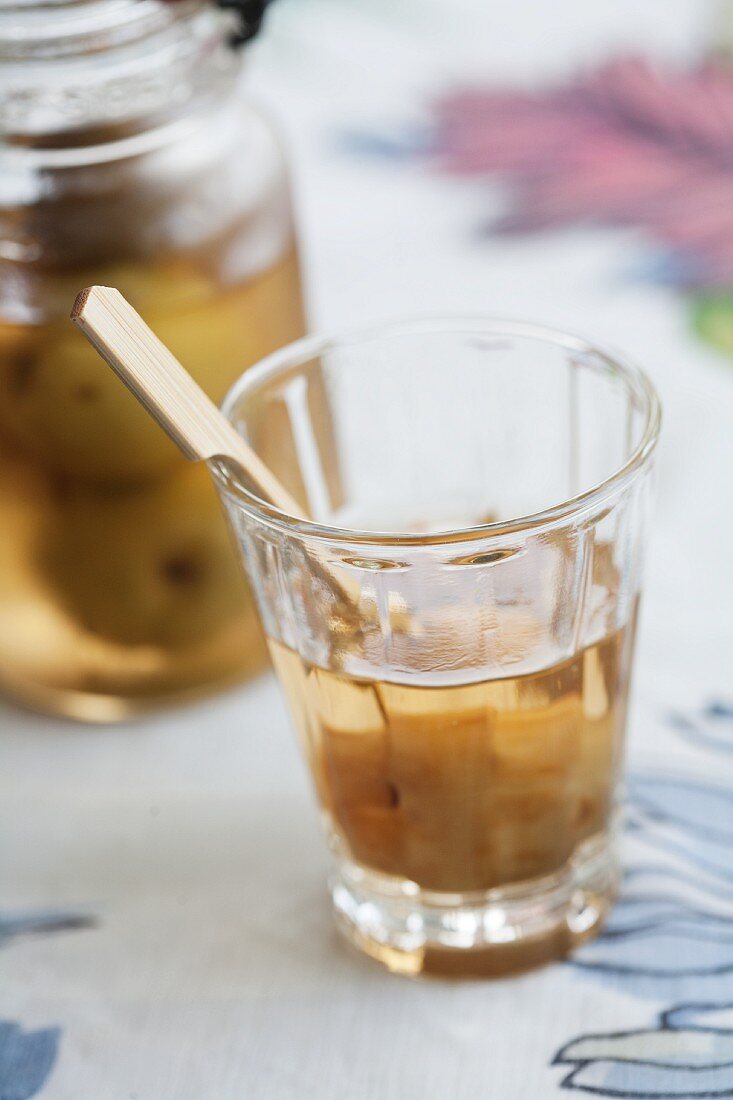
[331, 833, 617, 978]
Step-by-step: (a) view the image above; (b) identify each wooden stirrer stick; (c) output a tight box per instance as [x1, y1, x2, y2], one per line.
[71, 285, 361, 632]
[71, 285, 303, 519]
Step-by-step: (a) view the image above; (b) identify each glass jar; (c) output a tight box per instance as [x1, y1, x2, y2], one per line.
[0, 0, 307, 720]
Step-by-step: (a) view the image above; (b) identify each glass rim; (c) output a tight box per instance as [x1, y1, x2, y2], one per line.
[215, 315, 661, 547]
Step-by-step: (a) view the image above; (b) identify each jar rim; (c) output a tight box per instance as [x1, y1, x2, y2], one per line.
[214, 315, 662, 547]
[0, 0, 238, 141]
[0, 1, 209, 60]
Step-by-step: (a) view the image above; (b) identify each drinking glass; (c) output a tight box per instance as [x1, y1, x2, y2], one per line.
[213, 318, 660, 977]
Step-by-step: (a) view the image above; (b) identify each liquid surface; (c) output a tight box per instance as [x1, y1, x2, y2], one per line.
[0, 250, 306, 717]
[270, 620, 634, 893]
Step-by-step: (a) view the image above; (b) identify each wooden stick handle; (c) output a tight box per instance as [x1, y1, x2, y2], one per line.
[71, 286, 304, 518]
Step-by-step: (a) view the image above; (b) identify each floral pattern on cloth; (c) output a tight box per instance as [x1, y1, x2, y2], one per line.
[0, 909, 93, 1098]
[0, 1022, 59, 1100]
[376, 56, 733, 360]
[553, 702, 733, 1096]
[555, 1005, 733, 1098]
[0, 910, 94, 949]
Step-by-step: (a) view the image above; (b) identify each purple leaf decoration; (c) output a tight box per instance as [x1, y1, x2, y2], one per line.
[432, 56, 733, 290]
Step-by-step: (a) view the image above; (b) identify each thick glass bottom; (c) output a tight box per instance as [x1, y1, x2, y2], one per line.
[332, 832, 617, 978]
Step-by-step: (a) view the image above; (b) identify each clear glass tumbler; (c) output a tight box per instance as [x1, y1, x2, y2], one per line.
[213, 318, 660, 978]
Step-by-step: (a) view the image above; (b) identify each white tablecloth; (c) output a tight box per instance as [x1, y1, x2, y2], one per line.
[2, 2, 732, 1097]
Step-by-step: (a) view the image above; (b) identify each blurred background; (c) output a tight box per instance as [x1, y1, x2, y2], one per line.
[1, 1, 732, 1097]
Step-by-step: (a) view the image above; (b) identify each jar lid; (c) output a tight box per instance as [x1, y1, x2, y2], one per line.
[0, 2, 209, 60]
[0, 1, 242, 136]
[0, 2, 269, 60]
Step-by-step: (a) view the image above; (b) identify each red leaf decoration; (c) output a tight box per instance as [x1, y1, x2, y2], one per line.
[433, 56, 733, 288]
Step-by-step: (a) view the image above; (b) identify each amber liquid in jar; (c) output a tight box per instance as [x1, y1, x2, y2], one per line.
[0, 250, 306, 718]
[0, 0, 316, 718]
[269, 618, 632, 895]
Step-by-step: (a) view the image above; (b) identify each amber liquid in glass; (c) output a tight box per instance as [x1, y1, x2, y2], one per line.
[0, 250, 306, 718]
[269, 620, 633, 894]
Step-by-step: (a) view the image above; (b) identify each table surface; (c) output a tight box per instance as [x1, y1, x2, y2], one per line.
[3, 2, 733, 1098]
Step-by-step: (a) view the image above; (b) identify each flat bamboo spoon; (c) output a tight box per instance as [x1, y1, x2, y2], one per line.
[71, 285, 361, 630]
[71, 285, 304, 519]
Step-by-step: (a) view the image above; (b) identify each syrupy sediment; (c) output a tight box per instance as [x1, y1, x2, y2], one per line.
[269, 619, 634, 894]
